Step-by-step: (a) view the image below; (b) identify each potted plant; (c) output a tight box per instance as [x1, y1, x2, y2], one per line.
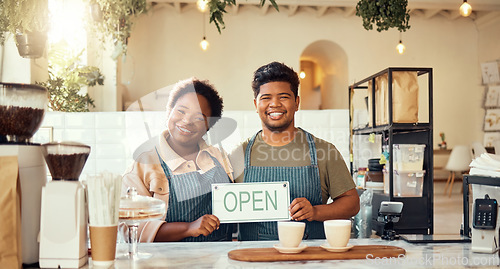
[36, 42, 105, 112]
[355, 0, 410, 32]
[86, 0, 147, 58]
[0, 0, 49, 58]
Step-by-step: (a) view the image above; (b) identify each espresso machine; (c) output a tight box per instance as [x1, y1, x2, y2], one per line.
[39, 142, 91, 268]
[0, 83, 48, 266]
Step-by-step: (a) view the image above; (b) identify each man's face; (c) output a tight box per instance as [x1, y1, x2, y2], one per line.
[254, 81, 299, 133]
[167, 92, 211, 148]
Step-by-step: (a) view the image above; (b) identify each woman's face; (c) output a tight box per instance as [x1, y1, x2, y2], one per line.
[167, 92, 212, 149]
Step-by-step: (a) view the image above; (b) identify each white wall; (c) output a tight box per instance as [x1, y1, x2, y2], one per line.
[121, 6, 492, 149]
[33, 110, 350, 180]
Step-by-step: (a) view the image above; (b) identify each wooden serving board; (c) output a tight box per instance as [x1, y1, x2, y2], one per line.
[228, 245, 405, 262]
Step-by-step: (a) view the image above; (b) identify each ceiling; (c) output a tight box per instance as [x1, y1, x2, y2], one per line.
[149, 0, 500, 25]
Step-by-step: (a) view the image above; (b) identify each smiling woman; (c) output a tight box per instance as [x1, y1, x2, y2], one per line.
[122, 77, 235, 243]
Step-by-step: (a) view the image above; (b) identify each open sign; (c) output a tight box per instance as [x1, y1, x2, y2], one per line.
[212, 182, 290, 223]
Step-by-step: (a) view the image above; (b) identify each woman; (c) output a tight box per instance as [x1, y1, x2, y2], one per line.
[122, 77, 233, 242]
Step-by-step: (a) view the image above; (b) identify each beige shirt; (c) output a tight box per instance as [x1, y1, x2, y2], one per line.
[122, 130, 233, 242]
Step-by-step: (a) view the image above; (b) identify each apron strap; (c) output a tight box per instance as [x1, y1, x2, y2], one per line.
[244, 131, 261, 167]
[155, 147, 173, 180]
[298, 127, 318, 166]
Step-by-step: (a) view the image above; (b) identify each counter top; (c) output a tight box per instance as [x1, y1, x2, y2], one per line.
[91, 238, 499, 268]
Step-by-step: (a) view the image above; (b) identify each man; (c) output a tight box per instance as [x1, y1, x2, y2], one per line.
[233, 61, 359, 241]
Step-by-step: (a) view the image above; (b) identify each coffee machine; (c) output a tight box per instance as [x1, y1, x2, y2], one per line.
[471, 184, 500, 254]
[39, 142, 91, 268]
[0, 83, 48, 265]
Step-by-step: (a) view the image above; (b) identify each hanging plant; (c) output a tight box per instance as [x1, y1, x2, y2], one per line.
[208, 0, 279, 33]
[355, 0, 410, 32]
[85, 0, 148, 58]
[0, 0, 49, 58]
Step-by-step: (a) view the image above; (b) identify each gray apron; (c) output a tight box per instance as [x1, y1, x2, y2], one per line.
[158, 151, 232, 242]
[238, 128, 325, 241]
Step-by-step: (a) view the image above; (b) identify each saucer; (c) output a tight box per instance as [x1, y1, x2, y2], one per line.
[273, 243, 308, 254]
[320, 244, 354, 253]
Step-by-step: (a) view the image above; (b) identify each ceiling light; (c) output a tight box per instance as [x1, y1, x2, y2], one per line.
[197, 0, 208, 13]
[396, 32, 406, 55]
[200, 37, 209, 51]
[459, 0, 472, 17]
[396, 40, 405, 54]
[299, 71, 306, 79]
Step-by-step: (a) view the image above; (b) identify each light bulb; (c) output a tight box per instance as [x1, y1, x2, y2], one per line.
[396, 40, 405, 54]
[200, 37, 209, 51]
[459, 0, 472, 17]
[299, 71, 306, 79]
[197, 0, 208, 13]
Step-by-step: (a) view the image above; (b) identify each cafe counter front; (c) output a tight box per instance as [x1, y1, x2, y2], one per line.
[87, 238, 498, 268]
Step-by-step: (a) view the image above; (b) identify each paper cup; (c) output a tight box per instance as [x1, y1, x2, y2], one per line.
[324, 219, 351, 247]
[278, 221, 305, 248]
[90, 225, 117, 266]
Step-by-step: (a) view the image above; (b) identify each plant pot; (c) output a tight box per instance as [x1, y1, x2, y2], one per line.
[15, 31, 47, 59]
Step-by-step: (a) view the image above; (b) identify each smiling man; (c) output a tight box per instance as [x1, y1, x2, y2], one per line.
[234, 62, 360, 241]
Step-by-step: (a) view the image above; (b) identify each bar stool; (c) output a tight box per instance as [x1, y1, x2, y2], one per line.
[443, 145, 472, 197]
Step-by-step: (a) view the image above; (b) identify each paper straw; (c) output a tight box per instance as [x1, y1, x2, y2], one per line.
[87, 172, 122, 226]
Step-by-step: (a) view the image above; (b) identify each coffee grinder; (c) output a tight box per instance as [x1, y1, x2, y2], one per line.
[39, 142, 91, 268]
[0, 83, 48, 265]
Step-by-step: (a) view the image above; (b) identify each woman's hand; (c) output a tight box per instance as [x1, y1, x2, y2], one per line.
[289, 197, 316, 221]
[188, 214, 220, 237]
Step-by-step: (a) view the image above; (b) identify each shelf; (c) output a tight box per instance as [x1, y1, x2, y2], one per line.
[350, 67, 432, 89]
[352, 123, 432, 135]
[349, 67, 434, 235]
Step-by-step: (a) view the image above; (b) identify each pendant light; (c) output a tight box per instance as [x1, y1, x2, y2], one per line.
[299, 70, 306, 79]
[396, 32, 405, 55]
[197, 0, 208, 13]
[200, 37, 209, 51]
[200, 13, 209, 51]
[459, 0, 472, 17]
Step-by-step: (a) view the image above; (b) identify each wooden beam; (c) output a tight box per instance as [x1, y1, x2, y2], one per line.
[424, 9, 442, 19]
[174, 2, 181, 13]
[344, 6, 356, 17]
[316, 6, 328, 17]
[288, 5, 299, 16]
[261, 3, 270, 15]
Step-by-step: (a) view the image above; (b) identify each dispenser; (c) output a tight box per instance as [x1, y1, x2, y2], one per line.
[39, 142, 90, 268]
[0, 82, 48, 266]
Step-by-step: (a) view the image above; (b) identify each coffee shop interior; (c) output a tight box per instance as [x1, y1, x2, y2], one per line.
[2, 0, 500, 267]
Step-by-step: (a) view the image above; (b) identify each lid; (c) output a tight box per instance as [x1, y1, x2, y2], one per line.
[119, 187, 166, 223]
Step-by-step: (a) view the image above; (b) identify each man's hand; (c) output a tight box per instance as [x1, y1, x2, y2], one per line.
[289, 197, 316, 221]
[188, 214, 220, 237]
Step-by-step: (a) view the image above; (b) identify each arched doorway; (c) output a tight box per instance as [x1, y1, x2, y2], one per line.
[299, 40, 348, 110]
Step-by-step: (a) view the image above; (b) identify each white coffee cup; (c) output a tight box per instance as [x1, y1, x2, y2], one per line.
[324, 219, 351, 247]
[277, 221, 305, 248]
